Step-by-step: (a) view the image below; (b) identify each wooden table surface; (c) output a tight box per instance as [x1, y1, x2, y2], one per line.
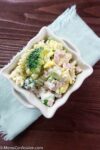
[0, 0, 100, 149]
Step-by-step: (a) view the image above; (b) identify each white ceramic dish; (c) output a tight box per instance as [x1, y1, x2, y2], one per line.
[1, 26, 93, 118]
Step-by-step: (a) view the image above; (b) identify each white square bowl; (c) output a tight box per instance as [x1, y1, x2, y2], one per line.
[1, 26, 93, 118]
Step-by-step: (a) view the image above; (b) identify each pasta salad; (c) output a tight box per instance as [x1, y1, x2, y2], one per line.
[10, 38, 82, 107]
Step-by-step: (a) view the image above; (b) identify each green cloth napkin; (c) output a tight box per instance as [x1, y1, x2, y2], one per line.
[0, 5, 100, 141]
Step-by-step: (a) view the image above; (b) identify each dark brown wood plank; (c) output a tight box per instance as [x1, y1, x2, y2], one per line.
[0, 0, 100, 149]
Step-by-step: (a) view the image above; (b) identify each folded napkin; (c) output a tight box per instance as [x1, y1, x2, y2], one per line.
[0, 5, 100, 141]
[48, 5, 100, 66]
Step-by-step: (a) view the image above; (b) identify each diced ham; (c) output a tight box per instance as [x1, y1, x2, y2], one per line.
[76, 66, 82, 74]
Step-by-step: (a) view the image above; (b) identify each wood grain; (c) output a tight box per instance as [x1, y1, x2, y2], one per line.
[0, 0, 100, 149]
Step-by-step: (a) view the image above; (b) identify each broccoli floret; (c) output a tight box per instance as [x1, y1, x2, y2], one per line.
[43, 99, 48, 106]
[26, 47, 44, 74]
[23, 77, 35, 89]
